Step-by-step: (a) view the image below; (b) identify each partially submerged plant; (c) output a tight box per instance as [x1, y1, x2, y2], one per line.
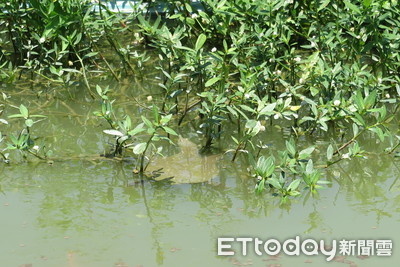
[1, 0, 400, 202]
[5, 104, 47, 161]
[95, 85, 177, 173]
[129, 106, 177, 173]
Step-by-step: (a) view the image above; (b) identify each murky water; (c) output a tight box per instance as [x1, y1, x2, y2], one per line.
[0, 81, 399, 267]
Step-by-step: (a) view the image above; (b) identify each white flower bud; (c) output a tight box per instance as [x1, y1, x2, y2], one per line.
[342, 153, 350, 159]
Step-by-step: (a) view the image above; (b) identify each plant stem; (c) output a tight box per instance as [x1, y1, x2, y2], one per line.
[140, 132, 155, 173]
[71, 45, 95, 98]
[178, 92, 189, 126]
[26, 149, 46, 160]
[388, 141, 400, 154]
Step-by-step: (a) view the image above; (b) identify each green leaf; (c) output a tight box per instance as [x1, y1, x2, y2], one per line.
[369, 126, 385, 142]
[240, 104, 256, 114]
[352, 113, 366, 127]
[306, 159, 314, 174]
[163, 126, 178, 136]
[327, 144, 333, 161]
[205, 77, 220, 87]
[103, 129, 124, 137]
[83, 52, 98, 60]
[318, 0, 331, 11]
[267, 177, 282, 190]
[153, 105, 160, 124]
[396, 84, 400, 97]
[128, 123, 145, 136]
[352, 123, 359, 137]
[226, 106, 238, 117]
[256, 156, 275, 177]
[265, 157, 275, 177]
[142, 116, 153, 128]
[344, 0, 361, 14]
[19, 104, 29, 119]
[185, 3, 193, 12]
[299, 146, 315, 160]
[49, 65, 59, 76]
[9, 134, 18, 145]
[365, 90, 376, 109]
[124, 116, 132, 130]
[96, 85, 102, 96]
[160, 114, 172, 125]
[25, 119, 34, 127]
[231, 136, 239, 144]
[245, 120, 261, 136]
[30, 115, 47, 118]
[195, 33, 207, 51]
[74, 32, 82, 45]
[256, 179, 265, 193]
[286, 138, 296, 157]
[363, 0, 372, 7]
[287, 179, 301, 191]
[259, 103, 276, 115]
[8, 114, 24, 118]
[331, 62, 342, 76]
[132, 142, 146, 155]
[354, 91, 365, 111]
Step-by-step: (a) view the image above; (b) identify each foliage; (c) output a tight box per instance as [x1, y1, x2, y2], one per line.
[94, 85, 177, 173]
[1, 0, 400, 200]
[0, 101, 48, 162]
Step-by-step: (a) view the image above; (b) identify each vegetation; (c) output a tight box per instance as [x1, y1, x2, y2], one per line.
[1, 0, 400, 201]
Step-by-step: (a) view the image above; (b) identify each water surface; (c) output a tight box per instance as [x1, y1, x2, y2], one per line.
[0, 82, 399, 267]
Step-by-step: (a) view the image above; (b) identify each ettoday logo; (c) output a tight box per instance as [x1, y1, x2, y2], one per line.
[217, 236, 393, 261]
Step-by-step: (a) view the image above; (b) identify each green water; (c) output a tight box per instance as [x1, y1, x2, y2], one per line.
[0, 83, 399, 267]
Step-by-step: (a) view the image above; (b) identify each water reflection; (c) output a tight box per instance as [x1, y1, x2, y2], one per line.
[1, 85, 400, 266]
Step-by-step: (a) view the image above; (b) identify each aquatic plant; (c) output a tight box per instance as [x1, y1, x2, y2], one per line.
[5, 104, 47, 161]
[1, 0, 400, 202]
[94, 85, 177, 173]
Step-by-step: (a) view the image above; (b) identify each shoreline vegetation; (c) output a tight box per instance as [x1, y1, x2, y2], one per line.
[1, 0, 400, 201]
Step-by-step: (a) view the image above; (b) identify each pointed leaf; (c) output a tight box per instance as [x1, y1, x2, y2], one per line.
[287, 179, 301, 191]
[327, 144, 333, 161]
[306, 159, 314, 174]
[132, 142, 146, 155]
[142, 116, 153, 128]
[195, 33, 207, 51]
[103, 129, 124, 137]
[299, 146, 315, 160]
[163, 126, 178, 136]
[205, 77, 220, 87]
[20, 104, 29, 119]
